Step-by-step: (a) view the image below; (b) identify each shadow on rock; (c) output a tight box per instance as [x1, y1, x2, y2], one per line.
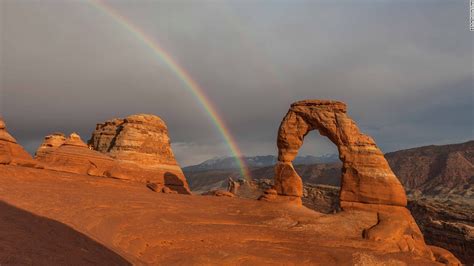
[0, 200, 131, 265]
[164, 172, 188, 194]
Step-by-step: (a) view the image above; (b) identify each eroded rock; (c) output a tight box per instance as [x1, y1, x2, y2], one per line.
[0, 118, 37, 167]
[202, 190, 235, 197]
[36, 133, 115, 176]
[35, 132, 66, 158]
[89, 114, 190, 194]
[275, 100, 406, 206]
[35, 115, 191, 194]
[266, 100, 445, 261]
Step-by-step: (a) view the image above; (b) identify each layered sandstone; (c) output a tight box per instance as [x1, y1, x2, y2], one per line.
[385, 141, 474, 197]
[262, 100, 438, 261]
[0, 118, 37, 167]
[274, 100, 407, 206]
[89, 114, 190, 194]
[36, 133, 115, 176]
[35, 132, 67, 158]
[34, 116, 190, 194]
[89, 114, 179, 166]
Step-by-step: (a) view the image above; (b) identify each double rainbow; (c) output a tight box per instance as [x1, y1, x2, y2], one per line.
[90, 1, 250, 180]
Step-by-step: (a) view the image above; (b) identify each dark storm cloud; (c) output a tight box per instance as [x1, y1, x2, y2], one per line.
[1, 0, 472, 166]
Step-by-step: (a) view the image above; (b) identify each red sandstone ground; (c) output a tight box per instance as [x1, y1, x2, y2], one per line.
[0, 165, 441, 265]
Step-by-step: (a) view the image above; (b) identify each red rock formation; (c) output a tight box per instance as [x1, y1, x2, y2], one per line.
[89, 114, 190, 194]
[35, 132, 66, 158]
[275, 100, 406, 206]
[264, 100, 440, 261]
[35, 118, 191, 195]
[36, 133, 115, 176]
[430, 245, 462, 265]
[0, 118, 37, 167]
[89, 114, 179, 166]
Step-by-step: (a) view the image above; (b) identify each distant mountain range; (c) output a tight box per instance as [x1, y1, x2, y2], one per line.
[183, 154, 339, 172]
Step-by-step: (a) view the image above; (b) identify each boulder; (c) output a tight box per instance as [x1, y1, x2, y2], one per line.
[202, 190, 235, 197]
[429, 245, 462, 266]
[0, 118, 37, 167]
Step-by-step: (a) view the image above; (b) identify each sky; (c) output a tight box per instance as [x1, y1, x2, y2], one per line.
[1, 0, 472, 166]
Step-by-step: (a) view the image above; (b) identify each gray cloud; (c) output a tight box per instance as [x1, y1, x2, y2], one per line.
[1, 0, 472, 166]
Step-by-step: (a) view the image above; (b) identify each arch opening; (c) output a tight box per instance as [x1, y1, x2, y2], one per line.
[294, 130, 342, 213]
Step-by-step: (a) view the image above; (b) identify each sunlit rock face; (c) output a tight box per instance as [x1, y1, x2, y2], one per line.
[89, 114, 190, 194]
[35, 132, 67, 159]
[33, 114, 190, 194]
[276, 100, 406, 207]
[36, 132, 116, 176]
[0, 118, 37, 167]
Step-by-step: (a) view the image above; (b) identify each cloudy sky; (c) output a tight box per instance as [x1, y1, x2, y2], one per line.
[1, 0, 472, 166]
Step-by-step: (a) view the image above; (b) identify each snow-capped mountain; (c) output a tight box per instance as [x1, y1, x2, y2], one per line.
[182, 154, 339, 172]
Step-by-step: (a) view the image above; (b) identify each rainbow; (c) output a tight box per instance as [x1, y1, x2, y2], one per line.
[90, 0, 250, 179]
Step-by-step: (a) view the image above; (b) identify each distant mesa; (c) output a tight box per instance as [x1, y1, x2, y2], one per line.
[0, 118, 38, 167]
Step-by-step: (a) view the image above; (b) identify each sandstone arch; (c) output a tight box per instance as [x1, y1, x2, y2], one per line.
[265, 100, 444, 260]
[274, 100, 407, 207]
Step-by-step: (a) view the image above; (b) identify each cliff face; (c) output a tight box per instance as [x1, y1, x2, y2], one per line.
[384, 141, 473, 264]
[385, 141, 474, 197]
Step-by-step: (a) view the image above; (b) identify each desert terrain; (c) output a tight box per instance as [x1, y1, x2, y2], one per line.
[0, 101, 465, 265]
[0, 165, 445, 265]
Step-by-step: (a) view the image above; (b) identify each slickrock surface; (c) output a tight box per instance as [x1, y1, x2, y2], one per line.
[0, 165, 451, 265]
[0, 118, 37, 167]
[263, 100, 444, 262]
[89, 114, 190, 194]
